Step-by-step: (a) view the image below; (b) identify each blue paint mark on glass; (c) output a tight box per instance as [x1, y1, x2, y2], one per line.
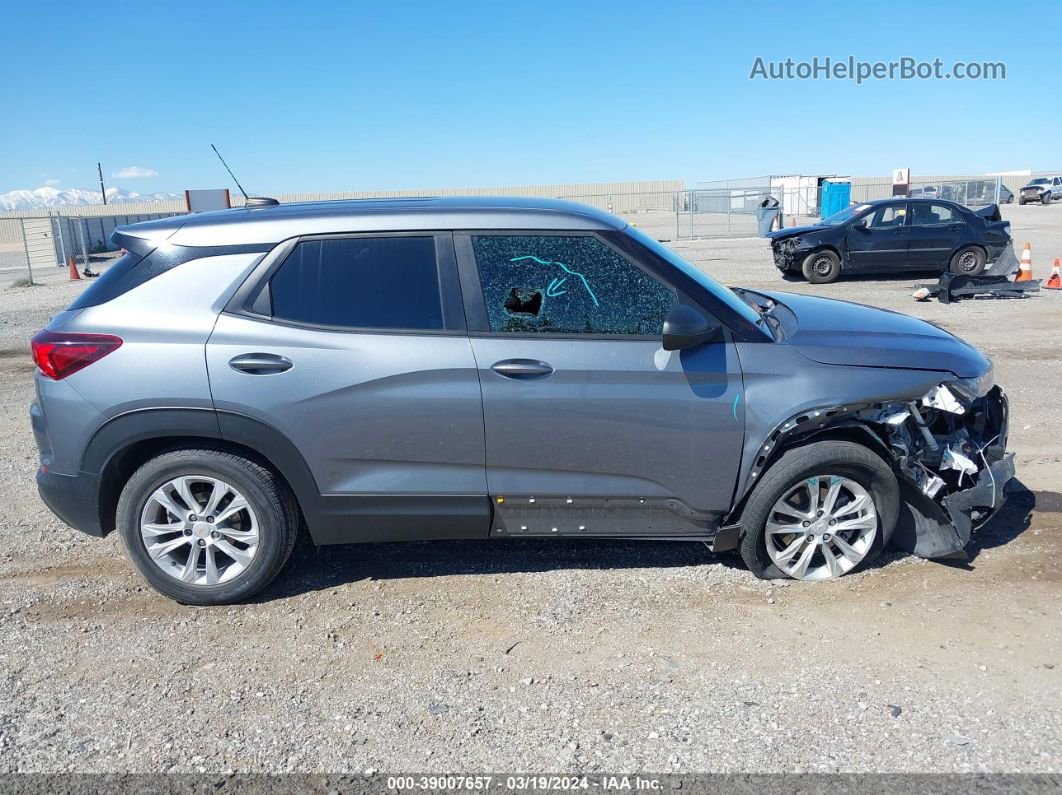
[546, 276, 568, 297]
[510, 255, 600, 307]
[732, 393, 741, 420]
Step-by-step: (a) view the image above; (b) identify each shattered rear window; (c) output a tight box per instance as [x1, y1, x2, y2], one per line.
[471, 235, 674, 335]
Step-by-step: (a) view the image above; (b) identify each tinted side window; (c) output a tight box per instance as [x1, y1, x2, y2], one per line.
[911, 203, 959, 225]
[471, 234, 674, 335]
[66, 251, 144, 310]
[270, 236, 443, 330]
[863, 204, 906, 228]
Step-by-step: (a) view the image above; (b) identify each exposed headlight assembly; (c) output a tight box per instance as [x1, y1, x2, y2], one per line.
[947, 364, 995, 401]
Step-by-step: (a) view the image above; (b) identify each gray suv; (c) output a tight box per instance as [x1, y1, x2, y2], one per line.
[30, 198, 1014, 604]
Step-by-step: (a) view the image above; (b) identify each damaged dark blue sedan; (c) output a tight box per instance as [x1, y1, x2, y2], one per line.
[769, 197, 1011, 283]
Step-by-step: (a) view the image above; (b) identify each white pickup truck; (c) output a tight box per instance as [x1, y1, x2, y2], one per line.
[1018, 176, 1062, 205]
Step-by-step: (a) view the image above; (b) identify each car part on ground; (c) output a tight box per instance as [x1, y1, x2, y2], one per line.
[913, 273, 1041, 303]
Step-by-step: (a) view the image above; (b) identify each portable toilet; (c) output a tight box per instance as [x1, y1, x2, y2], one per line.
[820, 178, 851, 220]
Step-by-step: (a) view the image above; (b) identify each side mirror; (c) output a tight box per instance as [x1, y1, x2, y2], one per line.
[662, 304, 721, 351]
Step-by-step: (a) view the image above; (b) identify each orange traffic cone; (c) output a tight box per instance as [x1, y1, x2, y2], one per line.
[67, 256, 81, 281]
[1015, 243, 1033, 282]
[1046, 258, 1062, 290]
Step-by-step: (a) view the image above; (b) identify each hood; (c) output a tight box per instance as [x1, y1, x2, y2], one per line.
[1021, 183, 1048, 191]
[763, 291, 990, 378]
[766, 224, 825, 241]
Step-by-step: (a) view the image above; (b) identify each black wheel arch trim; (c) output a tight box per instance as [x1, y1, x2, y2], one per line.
[724, 406, 899, 543]
[78, 407, 492, 544]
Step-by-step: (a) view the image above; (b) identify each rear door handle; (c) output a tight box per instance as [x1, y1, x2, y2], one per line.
[491, 359, 554, 379]
[228, 353, 293, 375]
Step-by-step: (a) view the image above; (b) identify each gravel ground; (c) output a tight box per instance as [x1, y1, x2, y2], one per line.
[0, 204, 1059, 775]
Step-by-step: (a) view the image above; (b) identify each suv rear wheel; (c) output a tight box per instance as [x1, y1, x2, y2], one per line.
[116, 448, 299, 605]
[738, 440, 899, 581]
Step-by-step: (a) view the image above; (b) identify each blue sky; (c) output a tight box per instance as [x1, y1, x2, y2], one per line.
[1, 0, 1058, 195]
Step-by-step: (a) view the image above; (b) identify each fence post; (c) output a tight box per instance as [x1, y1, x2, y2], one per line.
[994, 176, 1001, 205]
[79, 218, 89, 267]
[20, 219, 34, 285]
[56, 213, 68, 267]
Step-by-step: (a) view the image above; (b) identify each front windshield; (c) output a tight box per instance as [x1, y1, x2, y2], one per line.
[1029, 178, 1048, 185]
[623, 226, 763, 327]
[820, 204, 871, 226]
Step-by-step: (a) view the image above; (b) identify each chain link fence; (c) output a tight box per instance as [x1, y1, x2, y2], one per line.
[850, 176, 1007, 207]
[0, 211, 182, 282]
[0, 175, 1031, 283]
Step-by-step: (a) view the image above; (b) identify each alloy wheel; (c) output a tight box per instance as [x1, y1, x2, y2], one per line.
[139, 476, 260, 586]
[764, 475, 878, 581]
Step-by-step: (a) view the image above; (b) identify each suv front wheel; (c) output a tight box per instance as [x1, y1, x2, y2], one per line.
[739, 440, 899, 581]
[116, 448, 299, 605]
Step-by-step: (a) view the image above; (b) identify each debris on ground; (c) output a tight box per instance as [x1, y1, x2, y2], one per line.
[913, 273, 1041, 303]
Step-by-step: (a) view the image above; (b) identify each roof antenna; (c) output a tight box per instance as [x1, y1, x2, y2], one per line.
[210, 144, 278, 207]
[210, 144, 249, 200]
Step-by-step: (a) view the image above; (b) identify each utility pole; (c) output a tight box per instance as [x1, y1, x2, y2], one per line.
[98, 162, 107, 205]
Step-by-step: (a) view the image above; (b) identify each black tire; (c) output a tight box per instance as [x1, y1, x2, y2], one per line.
[1018, 197, 1026, 206]
[949, 245, 987, 276]
[738, 440, 899, 581]
[116, 448, 299, 605]
[801, 250, 841, 284]
[1043, 193, 1053, 205]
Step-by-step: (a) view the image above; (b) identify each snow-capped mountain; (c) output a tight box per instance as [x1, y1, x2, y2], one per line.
[0, 186, 182, 211]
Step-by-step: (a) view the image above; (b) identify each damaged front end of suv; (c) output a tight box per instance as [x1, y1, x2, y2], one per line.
[730, 374, 1014, 561]
[853, 377, 1013, 557]
[725, 289, 1016, 562]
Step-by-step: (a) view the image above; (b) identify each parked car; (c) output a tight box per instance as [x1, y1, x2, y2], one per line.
[907, 186, 939, 199]
[939, 180, 1013, 205]
[1018, 176, 1062, 205]
[30, 198, 1013, 603]
[767, 197, 1011, 284]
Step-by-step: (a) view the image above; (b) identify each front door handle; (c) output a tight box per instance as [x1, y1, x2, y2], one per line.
[229, 353, 293, 375]
[491, 359, 554, 379]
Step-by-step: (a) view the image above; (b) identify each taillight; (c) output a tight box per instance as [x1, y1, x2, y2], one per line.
[31, 331, 123, 380]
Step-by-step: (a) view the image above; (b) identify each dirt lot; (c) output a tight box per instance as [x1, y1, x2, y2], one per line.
[0, 204, 1059, 775]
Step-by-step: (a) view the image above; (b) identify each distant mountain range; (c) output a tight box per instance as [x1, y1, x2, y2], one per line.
[0, 186, 182, 211]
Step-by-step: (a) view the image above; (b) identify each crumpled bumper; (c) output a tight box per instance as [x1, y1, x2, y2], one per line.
[771, 238, 801, 271]
[941, 452, 1015, 542]
[864, 384, 1015, 559]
